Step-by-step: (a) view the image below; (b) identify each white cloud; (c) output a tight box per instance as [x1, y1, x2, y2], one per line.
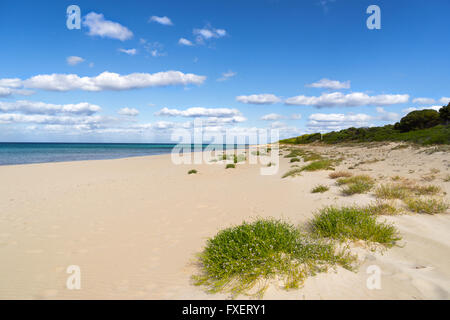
[178, 38, 194, 46]
[375, 107, 400, 121]
[118, 48, 137, 55]
[261, 113, 284, 121]
[236, 94, 281, 105]
[402, 106, 442, 114]
[118, 107, 139, 116]
[155, 107, 241, 118]
[193, 25, 227, 44]
[439, 97, 450, 105]
[291, 114, 302, 120]
[412, 97, 435, 105]
[19, 71, 205, 91]
[0, 113, 110, 126]
[307, 113, 373, 132]
[66, 56, 85, 66]
[0, 87, 12, 97]
[0, 78, 23, 88]
[306, 78, 350, 90]
[0, 100, 101, 115]
[82, 12, 133, 41]
[285, 92, 409, 107]
[0, 79, 34, 97]
[217, 70, 236, 82]
[149, 16, 173, 26]
[140, 41, 166, 57]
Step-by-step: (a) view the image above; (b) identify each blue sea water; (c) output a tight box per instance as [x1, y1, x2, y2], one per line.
[0, 143, 245, 166]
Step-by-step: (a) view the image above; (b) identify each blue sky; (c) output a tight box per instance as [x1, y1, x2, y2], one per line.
[0, 0, 449, 142]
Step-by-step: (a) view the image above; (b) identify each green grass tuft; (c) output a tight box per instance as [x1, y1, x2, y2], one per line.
[404, 197, 448, 214]
[290, 157, 300, 163]
[311, 185, 330, 193]
[193, 218, 355, 298]
[336, 175, 375, 195]
[329, 171, 353, 179]
[301, 159, 335, 172]
[310, 206, 401, 246]
[226, 164, 236, 169]
[281, 168, 302, 178]
[188, 169, 198, 174]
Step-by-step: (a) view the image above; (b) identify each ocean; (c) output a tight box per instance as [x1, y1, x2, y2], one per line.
[0, 143, 245, 166]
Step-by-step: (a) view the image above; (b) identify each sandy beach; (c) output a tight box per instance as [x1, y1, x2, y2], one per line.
[0, 143, 449, 299]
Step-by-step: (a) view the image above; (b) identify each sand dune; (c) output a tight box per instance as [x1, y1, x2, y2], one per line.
[0, 143, 449, 299]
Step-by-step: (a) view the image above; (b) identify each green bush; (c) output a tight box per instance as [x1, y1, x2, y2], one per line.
[280, 124, 450, 146]
[188, 169, 198, 174]
[311, 185, 329, 193]
[439, 103, 450, 125]
[226, 164, 236, 169]
[394, 109, 441, 132]
[310, 206, 401, 246]
[193, 219, 355, 297]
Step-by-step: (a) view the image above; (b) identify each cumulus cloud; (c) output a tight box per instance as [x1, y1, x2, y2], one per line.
[0, 78, 33, 97]
[285, 92, 409, 107]
[118, 48, 137, 55]
[193, 25, 226, 44]
[236, 94, 281, 105]
[402, 106, 442, 114]
[17, 71, 205, 92]
[0, 113, 110, 126]
[217, 70, 236, 82]
[307, 113, 373, 132]
[375, 107, 400, 121]
[306, 78, 350, 90]
[0, 87, 12, 97]
[261, 113, 284, 121]
[291, 114, 302, 120]
[82, 12, 133, 41]
[155, 107, 241, 118]
[0, 78, 22, 88]
[149, 16, 173, 26]
[0, 100, 101, 115]
[67, 56, 85, 66]
[412, 97, 435, 105]
[118, 107, 139, 116]
[178, 38, 194, 46]
[440, 97, 450, 105]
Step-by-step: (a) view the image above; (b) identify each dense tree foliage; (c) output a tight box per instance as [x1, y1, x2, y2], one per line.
[394, 109, 441, 132]
[439, 103, 450, 125]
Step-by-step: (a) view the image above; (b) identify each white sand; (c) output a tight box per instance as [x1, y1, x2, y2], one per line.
[0, 143, 449, 299]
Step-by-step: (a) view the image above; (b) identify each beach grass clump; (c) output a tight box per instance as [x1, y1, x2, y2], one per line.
[329, 171, 352, 179]
[311, 185, 330, 193]
[282, 168, 303, 178]
[375, 183, 441, 200]
[411, 184, 441, 196]
[233, 154, 246, 164]
[284, 149, 304, 158]
[375, 183, 410, 200]
[290, 157, 300, 163]
[302, 153, 323, 162]
[188, 169, 198, 174]
[226, 164, 236, 169]
[300, 159, 335, 172]
[193, 218, 355, 298]
[336, 175, 375, 195]
[404, 197, 448, 214]
[310, 206, 401, 246]
[364, 201, 400, 215]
